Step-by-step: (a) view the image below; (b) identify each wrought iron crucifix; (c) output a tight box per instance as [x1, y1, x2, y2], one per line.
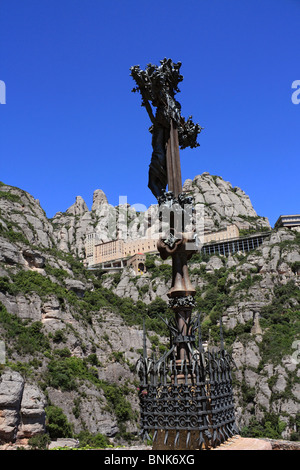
[130, 58, 202, 365]
[131, 59, 237, 450]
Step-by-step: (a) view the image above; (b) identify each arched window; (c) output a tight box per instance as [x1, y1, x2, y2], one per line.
[138, 262, 145, 272]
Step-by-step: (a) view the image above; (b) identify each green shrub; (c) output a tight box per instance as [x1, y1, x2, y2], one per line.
[17, 321, 50, 355]
[102, 382, 133, 422]
[259, 280, 300, 364]
[45, 356, 99, 391]
[28, 433, 51, 450]
[241, 414, 286, 439]
[150, 263, 172, 282]
[76, 430, 110, 449]
[0, 220, 29, 244]
[44, 266, 69, 283]
[46, 359, 77, 391]
[0, 302, 50, 355]
[11, 270, 62, 297]
[145, 254, 156, 269]
[259, 318, 300, 364]
[231, 273, 262, 293]
[53, 348, 71, 358]
[0, 191, 22, 203]
[147, 297, 170, 319]
[52, 329, 67, 343]
[46, 405, 73, 439]
[0, 276, 13, 293]
[86, 353, 100, 366]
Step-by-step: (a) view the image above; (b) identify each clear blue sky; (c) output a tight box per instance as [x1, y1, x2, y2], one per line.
[0, 0, 299, 227]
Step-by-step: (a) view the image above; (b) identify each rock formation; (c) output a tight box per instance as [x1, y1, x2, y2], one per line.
[0, 370, 46, 442]
[91, 189, 108, 210]
[66, 196, 89, 217]
[0, 175, 299, 448]
[183, 173, 270, 232]
[48, 173, 271, 260]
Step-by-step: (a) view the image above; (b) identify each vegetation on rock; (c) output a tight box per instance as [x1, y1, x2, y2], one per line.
[0, 176, 299, 446]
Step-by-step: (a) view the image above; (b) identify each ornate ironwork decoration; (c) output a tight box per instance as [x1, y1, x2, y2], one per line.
[136, 316, 238, 449]
[130, 59, 202, 200]
[168, 295, 196, 309]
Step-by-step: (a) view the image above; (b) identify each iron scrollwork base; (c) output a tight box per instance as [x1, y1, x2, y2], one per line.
[136, 316, 238, 449]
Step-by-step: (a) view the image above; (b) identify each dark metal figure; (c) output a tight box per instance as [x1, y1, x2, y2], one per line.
[130, 58, 202, 199]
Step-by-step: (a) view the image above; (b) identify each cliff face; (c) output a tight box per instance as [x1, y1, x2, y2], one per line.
[0, 176, 299, 447]
[183, 173, 270, 232]
[50, 173, 271, 259]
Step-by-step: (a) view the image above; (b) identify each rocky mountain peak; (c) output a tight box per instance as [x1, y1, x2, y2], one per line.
[66, 196, 89, 216]
[92, 189, 108, 211]
[183, 172, 270, 233]
[0, 174, 271, 260]
[48, 173, 272, 258]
